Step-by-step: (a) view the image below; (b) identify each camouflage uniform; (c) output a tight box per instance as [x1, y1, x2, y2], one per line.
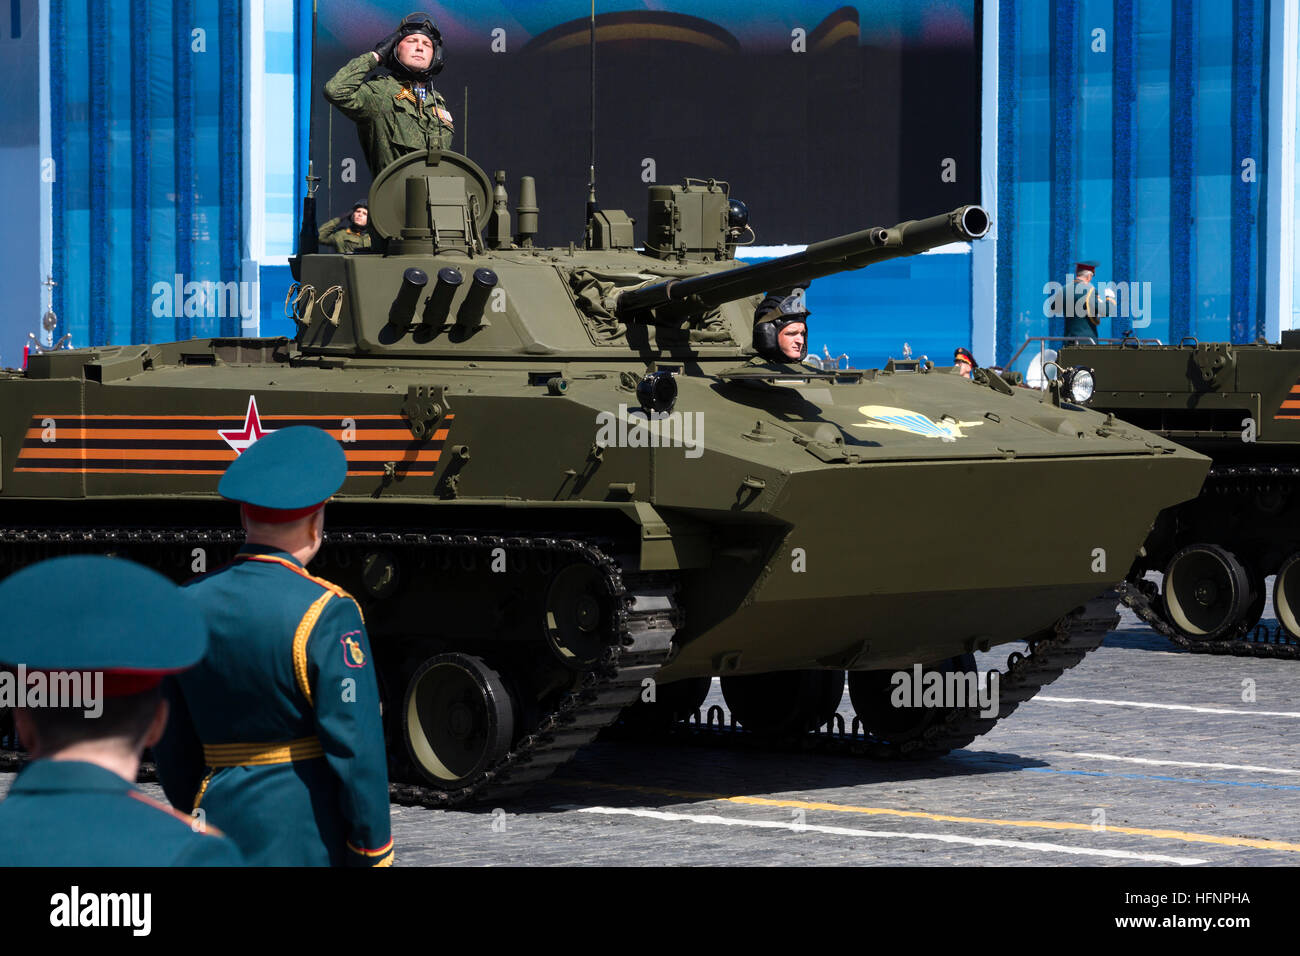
[324, 52, 455, 177]
[318, 217, 372, 255]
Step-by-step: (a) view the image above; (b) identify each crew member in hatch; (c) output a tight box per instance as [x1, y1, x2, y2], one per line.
[324, 12, 455, 178]
[319, 200, 373, 255]
[954, 347, 976, 378]
[753, 286, 810, 363]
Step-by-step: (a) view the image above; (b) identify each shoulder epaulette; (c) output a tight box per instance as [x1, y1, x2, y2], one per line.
[128, 790, 226, 838]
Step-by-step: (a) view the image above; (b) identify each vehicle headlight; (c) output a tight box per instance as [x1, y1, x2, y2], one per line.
[1061, 366, 1095, 404]
[636, 370, 678, 415]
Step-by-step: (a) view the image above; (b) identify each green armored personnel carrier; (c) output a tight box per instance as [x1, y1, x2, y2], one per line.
[0, 151, 1208, 804]
[1060, 336, 1300, 657]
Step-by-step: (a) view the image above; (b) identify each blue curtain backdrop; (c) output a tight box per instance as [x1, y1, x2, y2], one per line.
[50, 0, 243, 348]
[996, 0, 1269, 369]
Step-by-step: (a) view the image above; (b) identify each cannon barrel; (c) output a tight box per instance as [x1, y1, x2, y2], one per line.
[615, 204, 990, 319]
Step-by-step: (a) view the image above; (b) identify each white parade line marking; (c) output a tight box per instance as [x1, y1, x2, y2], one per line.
[573, 806, 1208, 865]
[1033, 696, 1300, 718]
[1057, 752, 1300, 776]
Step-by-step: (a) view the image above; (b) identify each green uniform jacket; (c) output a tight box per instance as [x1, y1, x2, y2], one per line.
[0, 759, 244, 866]
[154, 546, 393, 867]
[324, 52, 454, 177]
[1063, 279, 1104, 340]
[319, 217, 373, 254]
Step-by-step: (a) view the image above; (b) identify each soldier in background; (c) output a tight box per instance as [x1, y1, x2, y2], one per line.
[1057, 260, 1114, 343]
[753, 286, 809, 363]
[954, 347, 976, 378]
[154, 427, 393, 867]
[319, 200, 372, 255]
[324, 12, 454, 177]
[0, 556, 243, 866]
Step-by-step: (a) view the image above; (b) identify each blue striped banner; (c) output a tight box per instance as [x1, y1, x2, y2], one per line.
[1111, 0, 1136, 339]
[173, 0, 194, 341]
[995, 0, 1017, 365]
[295, 0, 313, 251]
[1230, 0, 1259, 343]
[130, 0, 150, 345]
[88, 0, 108, 346]
[1169, 0, 1197, 343]
[219, 0, 241, 337]
[1048, 0, 1079, 341]
[50, 0, 64, 340]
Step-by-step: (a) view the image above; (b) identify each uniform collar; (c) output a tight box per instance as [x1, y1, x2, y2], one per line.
[236, 544, 304, 568]
[10, 758, 136, 795]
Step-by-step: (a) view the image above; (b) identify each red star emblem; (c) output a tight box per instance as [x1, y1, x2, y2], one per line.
[219, 395, 276, 455]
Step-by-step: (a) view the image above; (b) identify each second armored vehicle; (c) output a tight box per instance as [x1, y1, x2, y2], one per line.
[1060, 337, 1300, 656]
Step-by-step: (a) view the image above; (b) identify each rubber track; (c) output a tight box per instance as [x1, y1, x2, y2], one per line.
[0, 525, 678, 806]
[619, 592, 1120, 760]
[1116, 580, 1300, 661]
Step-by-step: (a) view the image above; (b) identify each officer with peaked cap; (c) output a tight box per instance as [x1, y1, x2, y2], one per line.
[1059, 260, 1113, 342]
[324, 12, 454, 178]
[0, 556, 244, 865]
[753, 286, 810, 363]
[153, 426, 394, 866]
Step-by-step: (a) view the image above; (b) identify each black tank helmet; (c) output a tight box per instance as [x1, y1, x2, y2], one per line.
[752, 287, 810, 363]
[385, 12, 446, 81]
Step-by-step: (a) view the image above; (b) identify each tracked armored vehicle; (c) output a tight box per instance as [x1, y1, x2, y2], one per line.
[0, 151, 1208, 805]
[1060, 336, 1300, 657]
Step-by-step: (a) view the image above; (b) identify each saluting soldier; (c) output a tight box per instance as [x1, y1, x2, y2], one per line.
[319, 200, 373, 255]
[1060, 260, 1113, 342]
[324, 12, 455, 178]
[0, 555, 243, 866]
[153, 426, 393, 867]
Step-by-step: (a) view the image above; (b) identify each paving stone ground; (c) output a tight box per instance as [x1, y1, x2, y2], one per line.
[4, 586, 1298, 867]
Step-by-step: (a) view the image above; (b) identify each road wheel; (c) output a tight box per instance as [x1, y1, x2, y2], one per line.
[1162, 544, 1252, 641]
[620, 676, 712, 732]
[543, 563, 614, 669]
[402, 653, 515, 790]
[1274, 554, 1300, 641]
[721, 669, 844, 735]
[1236, 563, 1268, 637]
[849, 654, 979, 745]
